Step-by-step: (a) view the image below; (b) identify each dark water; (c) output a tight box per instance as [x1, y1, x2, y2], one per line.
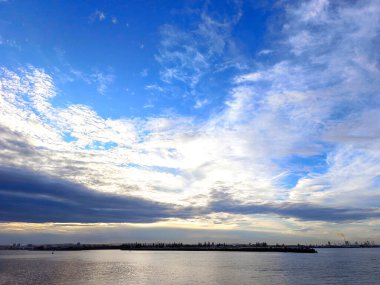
[0, 248, 379, 284]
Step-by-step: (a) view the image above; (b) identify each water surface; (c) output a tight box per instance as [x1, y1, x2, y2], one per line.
[1, 248, 379, 284]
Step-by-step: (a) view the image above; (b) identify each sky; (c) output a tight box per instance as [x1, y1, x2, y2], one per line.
[0, 0, 380, 245]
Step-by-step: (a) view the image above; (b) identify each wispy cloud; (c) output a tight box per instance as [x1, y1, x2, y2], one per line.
[156, 2, 245, 90]
[140, 68, 148, 77]
[91, 10, 106, 22]
[145, 84, 164, 93]
[91, 70, 114, 95]
[0, 35, 18, 48]
[53, 47, 115, 95]
[194, 98, 209, 109]
[89, 11, 120, 25]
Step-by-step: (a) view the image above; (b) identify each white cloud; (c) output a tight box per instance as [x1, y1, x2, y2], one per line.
[145, 84, 164, 93]
[297, 0, 329, 22]
[234, 72, 262, 83]
[0, 35, 18, 48]
[91, 70, 114, 95]
[140, 69, 148, 77]
[257, 49, 273, 56]
[156, 3, 244, 90]
[288, 31, 313, 55]
[91, 10, 106, 22]
[194, 98, 209, 109]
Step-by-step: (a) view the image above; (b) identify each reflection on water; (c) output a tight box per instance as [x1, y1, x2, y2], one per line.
[1, 248, 379, 284]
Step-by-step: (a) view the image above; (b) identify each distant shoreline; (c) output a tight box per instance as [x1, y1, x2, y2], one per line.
[3, 242, 379, 253]
[1, 243, 318, 253]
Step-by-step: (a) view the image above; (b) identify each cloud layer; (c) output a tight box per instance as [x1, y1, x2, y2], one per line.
[0, 0, 380, 241]
[0, 165, 185, 223]
[1, 162, 377, 224]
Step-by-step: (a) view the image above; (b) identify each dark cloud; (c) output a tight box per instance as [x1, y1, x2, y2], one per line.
[209, 190, 380, 223]
[1, 163, 378, 224]
[0, 126, 36, 158]
[0, 166, 191, 223]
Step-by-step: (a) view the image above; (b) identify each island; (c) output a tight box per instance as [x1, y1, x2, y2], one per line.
[119, 242, 317, 253]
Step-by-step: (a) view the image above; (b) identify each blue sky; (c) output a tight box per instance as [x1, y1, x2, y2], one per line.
[1, 0, 380, 244]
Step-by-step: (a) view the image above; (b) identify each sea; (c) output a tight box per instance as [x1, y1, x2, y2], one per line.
[0, 248, 379, 284]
